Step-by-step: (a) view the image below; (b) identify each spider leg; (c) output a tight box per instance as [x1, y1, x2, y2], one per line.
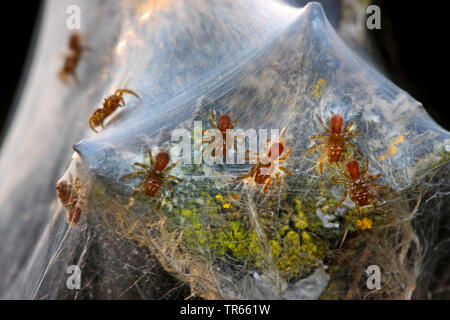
[341, 122, 356, 134]
[317, 114, 331, 133]
[244, 149, 259, 163]
[372, 201, 378, 210]
[278, 166, 291, 175]
[337, 161, 351, 179]
[230, 116, 239, 129]
[310, 134, 329, 140]
[331, 177, 346, 184]
[305, 140, 327, 155]
[210, 109, 219, 129]
[119, 97, 125, 107]
[132, 179, 144, 195]
[278, 146, 290, 162]
[236, 165, 257, 180]
[117, 89, 140, 99]
[367, 173, 382, 181]
[275, 173, 281, 187]
[356, 204, 361, 216]
[345, 142, 364, 159]
[121, 171, 146, 180]
[90, 124, 98, 133]
[370, 182, 389, 190]
[233, 139, 239, 154]
[164, 162, 177, 172]
[156, 187, 166, 210]
[264, 138, 271, 156]
[369, 190, 378, 210]
[343, 129, 360, 138]
[166, 175, 183, 183]
[362, 158, 369, 175]
[262, 177, 273, 194]
[246, 149, 259, 157]
[144, 150, 154, 167]
[133, 162, 149, 169]
[318, 147, 328, 174]
[165, 180, 174, 198]
[335, 189, 348, 209]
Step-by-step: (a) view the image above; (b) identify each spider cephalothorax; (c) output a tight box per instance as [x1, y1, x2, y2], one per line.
[306, 112, 363, 174]
[332, 159, 388, 214]
[89, 89, 140, 132]
[202, 109, 239, 158]
[121, 150, 182, 209]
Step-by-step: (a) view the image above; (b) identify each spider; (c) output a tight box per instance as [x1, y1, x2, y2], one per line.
[237, 132, 291, 194]
[56, 175, 85, 226]
[332, 159, 388, 215]
[89, 88, 140, 132]
[121, 150, 183, 210]
[202, 109, 239, 158]
[306, 112, 363, 174]
[58, 33, 88, 84]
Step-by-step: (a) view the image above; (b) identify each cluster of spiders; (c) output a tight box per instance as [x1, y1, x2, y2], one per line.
[58, 33, 386, 226]
[58, 33, 292, 210]
[120, 109, 292, 213]
[120, 111, 387, 221]
[306, 112, 388, 215]
[58, 33, 141, 134]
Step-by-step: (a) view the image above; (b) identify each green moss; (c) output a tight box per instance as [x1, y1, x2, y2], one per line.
[168, 180, 333, 282]
[293, 199, 308, 230]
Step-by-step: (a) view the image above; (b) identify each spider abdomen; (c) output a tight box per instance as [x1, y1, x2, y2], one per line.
[328, 144, 344, 162]
[328, 135, 345, 162]
[350, 181, 370, 206]
[144, 178, 161, 197]
[255, 163, 271, 185]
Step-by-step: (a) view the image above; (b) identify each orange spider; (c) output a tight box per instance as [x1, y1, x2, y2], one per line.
[56, 175, 85, 226]
[121, 150, 182, 209]
[306, 112, 362, 174]
[332, 159, 388, 215]
[237, 132, 291, 194]
[202, 109, 239, 157]
[59, 33, 88, 84]
[89, 89, 140, 132]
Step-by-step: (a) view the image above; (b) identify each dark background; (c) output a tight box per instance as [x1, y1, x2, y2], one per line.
[371, 0, 449, 130]
[0, 1, 447, 299]
[0, 2, 42, 141]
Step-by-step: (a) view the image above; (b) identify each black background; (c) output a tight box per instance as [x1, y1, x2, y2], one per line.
[0, 1, 447, 300]
[0, 2, 41, 140]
